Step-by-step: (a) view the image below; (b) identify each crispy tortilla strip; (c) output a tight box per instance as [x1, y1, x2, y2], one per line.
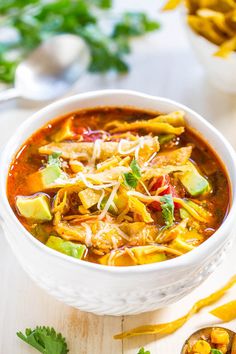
[210, 300, 236, 321]
[214, 35, 236, 57]
[114, 275, 236, 339]
[105, 112, 185, 135]
[39, 137, 159, 161]
[188, 15, 226, 45]
[162, 0, 182, 10]
[197, 9, 235, 36]
[128, 196, 154, 223]
[142, 164, 190, 181]
[152, 146, 192, 167]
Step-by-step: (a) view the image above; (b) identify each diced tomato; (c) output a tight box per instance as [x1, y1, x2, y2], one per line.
[150, 175, 181, 210]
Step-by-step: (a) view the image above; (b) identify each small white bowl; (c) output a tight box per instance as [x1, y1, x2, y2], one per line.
[185, 24, 236, 93]
[1, 90, 236, 316]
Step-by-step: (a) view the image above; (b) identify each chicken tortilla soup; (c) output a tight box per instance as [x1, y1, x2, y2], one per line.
[7, 108, 230, 266]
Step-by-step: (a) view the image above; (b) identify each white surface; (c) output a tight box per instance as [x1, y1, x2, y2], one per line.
[0, 2, 236, 353]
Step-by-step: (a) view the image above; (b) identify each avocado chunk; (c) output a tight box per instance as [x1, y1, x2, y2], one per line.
[46, 236, 86, 259]
[178, 162, 210, 196]
[16, 194, 52, 221]
[28, 165, 62, 193]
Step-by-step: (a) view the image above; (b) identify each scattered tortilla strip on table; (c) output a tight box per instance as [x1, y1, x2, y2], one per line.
[162, 0, 182, 10]
[114, 275, 236, 339]
[210, 300, 236, 322]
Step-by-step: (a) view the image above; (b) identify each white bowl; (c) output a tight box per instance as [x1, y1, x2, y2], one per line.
[185, 24, 236, 93]
[1, 90, 236, 316]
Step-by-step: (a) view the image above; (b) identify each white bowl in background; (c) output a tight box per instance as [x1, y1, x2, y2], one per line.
[0, 90, 236, 316]
[185, 24, 236, 94]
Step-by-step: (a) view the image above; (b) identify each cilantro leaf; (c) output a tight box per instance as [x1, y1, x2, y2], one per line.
[130, 159, 141, 179]
[211, 350, 223, 354]
[0, 1, 160, 84]
[124, 172, 138, 188]
[17, 326, 69, 354]
[137, 347, 151, 354]
[47, 153, 62, 168]
[160, 194, 175, 227]
[123, 159, 141, 188]
[113, 12, 160, 38]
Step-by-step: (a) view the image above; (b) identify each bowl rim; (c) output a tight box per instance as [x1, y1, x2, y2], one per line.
[1, 89, 236, 274]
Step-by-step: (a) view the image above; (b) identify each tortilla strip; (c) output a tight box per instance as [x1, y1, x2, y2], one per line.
[152, 146, 192, 167]
[114, 274, 236, 339]
[39, 137, 159, 161]
[210, 300, 236, 322]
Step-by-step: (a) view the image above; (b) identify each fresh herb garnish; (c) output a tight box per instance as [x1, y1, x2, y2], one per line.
[0, 0, 160, 84]
[124, 172, 138, 188]
[130, 158, 141, 179]
[124, 159, 141, 188]
[17, 326, 69, 354]
[211, 350, 223, 354]
[158, 134, 175, 145]
[160, 194, 175, 227]
[48, 153, 62, 168]
[137, 348, 151, 354]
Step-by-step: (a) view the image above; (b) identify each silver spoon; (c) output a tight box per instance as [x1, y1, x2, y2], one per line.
[0, 34, 90, 102]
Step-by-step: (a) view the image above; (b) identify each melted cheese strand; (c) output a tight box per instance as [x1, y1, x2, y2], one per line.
[127, 191, 161, 203]
[81, 222, 93, 247]
[118, 139, 139, 155]
[77, 172, 117, 190]
[99, 183, 120, 220]
[97, 189, 105, 210]
[91, 139, 102, 165]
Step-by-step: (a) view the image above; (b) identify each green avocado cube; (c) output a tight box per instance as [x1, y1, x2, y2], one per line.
[46, 236, 86, 259]
[178, 162, 210, 196]
[28, 165, 62, 193]
[41, 165, 62, 186]
[16, 194, 52, 221]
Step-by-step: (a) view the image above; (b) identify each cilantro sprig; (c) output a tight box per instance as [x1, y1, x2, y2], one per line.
[17, 326, 69, 354]
[124, 158, 141, 188]
[0, 0, 160, 84]
[160, 194, 175, 227]
[137, 348, 151, 354]
[47, 153, 62, 168]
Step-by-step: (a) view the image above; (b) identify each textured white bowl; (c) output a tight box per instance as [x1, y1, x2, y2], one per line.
[1, 90, 236, 316]
[185, 24, 236, 93]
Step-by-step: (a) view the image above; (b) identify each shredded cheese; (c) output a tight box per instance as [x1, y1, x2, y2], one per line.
[97, 189, 105, 210]
[127, 191, 161, 203]
[118, 139, 139, 155]
[77, 172, 118, 190]
[91, 139, 102, 165]
[81, 222, 93, 247]
[143, 152, 157, 167]
[99, 183, 120, 220]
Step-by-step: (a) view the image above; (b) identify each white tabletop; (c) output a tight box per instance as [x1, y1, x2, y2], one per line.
[0, 2, 236, 353]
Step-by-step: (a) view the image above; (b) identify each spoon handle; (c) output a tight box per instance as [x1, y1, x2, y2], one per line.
[0, 88, 21, 103]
